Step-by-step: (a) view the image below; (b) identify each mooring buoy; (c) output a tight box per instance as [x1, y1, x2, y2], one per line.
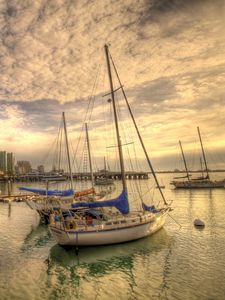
[194, 218, 205, 227]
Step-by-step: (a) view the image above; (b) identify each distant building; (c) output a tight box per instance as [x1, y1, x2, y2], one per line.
[16, 161, 32, 175]
[37, 165, 44, 174]
[7, 153, 15, 175]
[0, 151, 7, 175]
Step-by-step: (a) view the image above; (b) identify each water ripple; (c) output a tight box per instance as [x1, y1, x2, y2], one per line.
[1, 180, 225, 299]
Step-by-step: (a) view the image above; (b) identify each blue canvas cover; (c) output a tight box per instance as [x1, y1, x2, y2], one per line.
[18, 186, 74, 196]
[71, 189, 129, 214]
[142, 203, 160, 213]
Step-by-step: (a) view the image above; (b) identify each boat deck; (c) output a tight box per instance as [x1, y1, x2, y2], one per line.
[49, 210, 162, 233]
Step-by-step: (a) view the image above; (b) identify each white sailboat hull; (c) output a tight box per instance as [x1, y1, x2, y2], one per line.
[49, 211, 167, 246]
[171, 179, 225, 189]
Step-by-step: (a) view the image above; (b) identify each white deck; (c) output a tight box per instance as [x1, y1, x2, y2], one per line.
[49, 210, 168, 246]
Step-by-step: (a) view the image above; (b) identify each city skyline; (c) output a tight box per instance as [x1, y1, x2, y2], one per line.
[0, 1, 225, 171]
[0, 151, 14, 175]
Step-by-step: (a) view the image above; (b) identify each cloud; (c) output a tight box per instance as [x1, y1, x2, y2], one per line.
[0, 0, 225, 169]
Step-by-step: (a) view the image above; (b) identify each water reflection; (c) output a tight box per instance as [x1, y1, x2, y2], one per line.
[21, 222, 51, 252]
[8, 202, 11, 217]
[49, 229, 170, 268]
[159, 239, 173, 299]
[44, 229, 172, 299]
[0, 181, 13, 196]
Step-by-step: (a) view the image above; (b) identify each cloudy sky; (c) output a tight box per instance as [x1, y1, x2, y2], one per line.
[1, 0, 225, 171]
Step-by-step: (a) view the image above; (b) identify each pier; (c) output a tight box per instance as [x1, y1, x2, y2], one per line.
[0, 171, 149, 182]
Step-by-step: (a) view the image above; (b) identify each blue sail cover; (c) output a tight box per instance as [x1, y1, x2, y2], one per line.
[18, 186, 74, 196]
[71, 189, 129, 214]
[142, 203, 159, 213]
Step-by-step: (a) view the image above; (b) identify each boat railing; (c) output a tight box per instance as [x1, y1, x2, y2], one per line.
[50, 210, 156, 232]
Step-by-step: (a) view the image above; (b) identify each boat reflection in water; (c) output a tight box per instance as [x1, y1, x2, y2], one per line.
[46, 229, 172, 299]
[21, 222, 52, 253]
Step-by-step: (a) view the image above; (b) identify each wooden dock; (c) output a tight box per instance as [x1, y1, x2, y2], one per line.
[0, 194, 34, 203]
[0, 171, 149, 182]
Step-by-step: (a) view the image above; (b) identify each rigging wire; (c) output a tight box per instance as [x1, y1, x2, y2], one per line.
[113, 91, 143, 208]
[40, 116, 64, 171]
[70, 64, 102, 172]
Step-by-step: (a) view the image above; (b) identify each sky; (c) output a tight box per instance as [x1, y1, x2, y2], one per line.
[1, 0, 225, 171]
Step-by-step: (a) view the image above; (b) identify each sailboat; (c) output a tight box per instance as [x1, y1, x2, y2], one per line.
[170, 127, 225, 188]
[41, 173, 67, 182]
[23, 117, 111, 224]
[48, 44, 171, 246]
[81, 123, 113, 200]
[95, 157, 114, 185]
[21, 112, 76, 223]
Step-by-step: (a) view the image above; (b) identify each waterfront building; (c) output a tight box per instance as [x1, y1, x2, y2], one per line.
[0, 151, 7, 175]
[7, 153, 15, 175]
[16, 161, 32, 175]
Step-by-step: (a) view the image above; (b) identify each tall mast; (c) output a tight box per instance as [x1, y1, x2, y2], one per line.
[104, 44, 127, 190]
[85, 123, 94, 191]
[200, 157, 204, 178]
[62, 112, 74, 190]
[179, 140, 190, 181]
[197, 126, 209, 179]
[108, 48, 167, 205]
[104, 156, 106, 171]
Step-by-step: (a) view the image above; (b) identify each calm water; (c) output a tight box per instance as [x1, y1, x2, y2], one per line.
[1, 174, 225, 300]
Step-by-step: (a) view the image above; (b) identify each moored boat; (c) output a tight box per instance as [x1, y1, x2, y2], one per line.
[23, 118, 113, 224]
[41, 174, 67, 181]
[170, 178, 225, 189]
[49, 207, 168, 246]
[49, 44, 171, 246]
[95, 157, 114, 186]
[95, 177, 114, 185]
[170, 129, 225, 189]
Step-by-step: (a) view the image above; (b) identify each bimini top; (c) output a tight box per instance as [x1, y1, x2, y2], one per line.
[18, 186, 74, 196]
[71, 189, 129, 214]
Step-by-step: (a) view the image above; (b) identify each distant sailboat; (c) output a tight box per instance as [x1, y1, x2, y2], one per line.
[170, 127, 225, 189]
[82, 123, 113, 200]
[41, 173, 67, 182]
[95, 157, 114, 185]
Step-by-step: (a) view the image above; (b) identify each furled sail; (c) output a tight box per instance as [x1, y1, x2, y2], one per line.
[142, 203, 160, 213]
[18, 187, 74, 196]
[71, 189, 129, 214]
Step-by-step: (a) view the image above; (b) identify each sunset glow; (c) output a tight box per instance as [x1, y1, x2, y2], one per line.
[1, 0, 225, 170]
